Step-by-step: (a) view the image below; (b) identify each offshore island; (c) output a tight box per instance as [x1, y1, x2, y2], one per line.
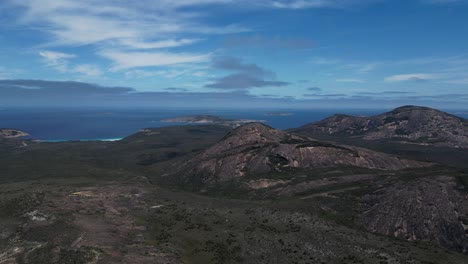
[265, 112, 294, 116]
[161, 115, 265, 128]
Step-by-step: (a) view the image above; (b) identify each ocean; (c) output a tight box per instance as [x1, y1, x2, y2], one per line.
[1, 108, 467, 141]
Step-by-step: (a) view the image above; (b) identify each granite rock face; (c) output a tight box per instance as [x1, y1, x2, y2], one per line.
[360, 176, 468, 252]
[175, 123, 427, 185]
[294, 105, 468, 148]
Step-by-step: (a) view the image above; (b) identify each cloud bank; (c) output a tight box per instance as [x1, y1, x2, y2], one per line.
[206, 57, 289, 89]
[2, 79, 468, 109]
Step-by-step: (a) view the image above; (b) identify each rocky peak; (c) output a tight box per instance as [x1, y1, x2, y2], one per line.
[201, 123, 288, 158]
[222, 122, 286, 143]
[171, 123, 428, 187]
[294, 106, 468, 148]
[384, 105, 462, 122]
[322, 114, 355, 122]
[390, 105, 434, 113]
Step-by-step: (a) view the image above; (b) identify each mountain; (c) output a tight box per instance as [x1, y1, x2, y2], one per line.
[0, 128, 28, 139]
[292, 105, 468, 148]
[165, 123, 428, 188]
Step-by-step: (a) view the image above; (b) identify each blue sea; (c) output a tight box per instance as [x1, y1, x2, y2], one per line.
[1, 108, 467, 141]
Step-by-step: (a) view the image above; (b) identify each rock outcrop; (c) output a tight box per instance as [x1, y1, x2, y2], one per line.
[0, 129, 29, 139]
[360, 176, 468, 252]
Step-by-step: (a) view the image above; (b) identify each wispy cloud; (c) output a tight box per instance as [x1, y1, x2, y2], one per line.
[271, 1, 331, 9]
[5, 0, 402, 82]
[73, 64, 103, 77]
[101, 50, 210, 70]
[341, 62, 380, 74]
[124, 68, 207, 79]
[118, 38, 201, 50]
[380, 91, 415, 94]
[38, 50, 76, 72]
[8, 0, 383, 53]
[303, 93, 347, 98]
[314, 54, 468, 85]
[309, 57, 341, 65]
[307, 87, 322, 92]
[268, 0, 381, 9]
[164, 87, 189, 92]
[11, 0, 246, 47]
[206, 73, 289, 89]
[309, 57, 379, 74]
[38, 50, 75, 62]
[356, 63, 378, 74]
[392, 55, 468, 66]
[8, 0, 246, 72]
[223, 34, 315, 50]
[384, 73, 438, 82]
[444, 78, 468, 84]
[385, 55, 468, 84]
[38, 50, 102, 77]
[420, 0, 465, 4]
[0, 67, 14, 79]
[336, 78, 365, 83]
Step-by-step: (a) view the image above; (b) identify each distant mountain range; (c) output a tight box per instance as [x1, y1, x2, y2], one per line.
[292, 105, 468, 148]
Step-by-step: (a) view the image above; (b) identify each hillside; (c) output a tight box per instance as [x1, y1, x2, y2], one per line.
[149, 122, 468, 254]
[160, 123, 428, 189]
[292, 106, 468, 148]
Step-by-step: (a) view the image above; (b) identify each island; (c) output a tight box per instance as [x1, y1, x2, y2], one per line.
[0, 128, 29, 139]
[265, 112, 294, 116]
[161, 115, 264, 128]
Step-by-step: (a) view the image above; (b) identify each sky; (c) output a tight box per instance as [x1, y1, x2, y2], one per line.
[0, 0, 468, 109]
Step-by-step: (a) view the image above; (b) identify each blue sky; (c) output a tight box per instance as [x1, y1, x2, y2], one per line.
[0, 0, 468, 109]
